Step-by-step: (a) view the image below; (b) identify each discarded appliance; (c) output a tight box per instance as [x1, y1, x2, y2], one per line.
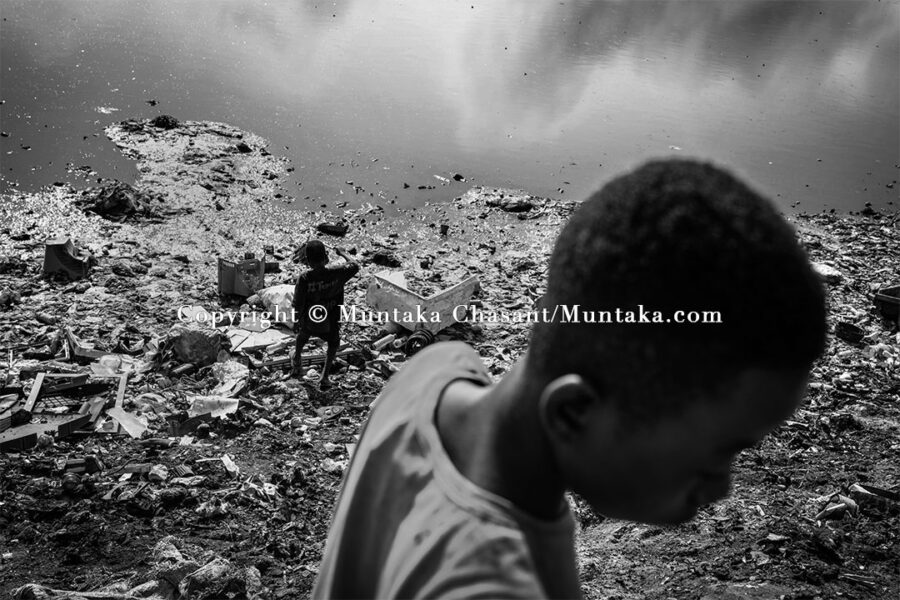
[43, 237, 90, 279]
[365, 269, 480, 335]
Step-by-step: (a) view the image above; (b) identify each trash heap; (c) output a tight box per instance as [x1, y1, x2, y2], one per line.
[75, 182, 167, 221]
[0, 172, 569, 599]
[14, 536, 262, 600]
[1, 115, 897, 599]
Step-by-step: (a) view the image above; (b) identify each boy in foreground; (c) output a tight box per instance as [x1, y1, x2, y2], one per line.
[313, 159, 827, 598]
[291, 240, 359, 389]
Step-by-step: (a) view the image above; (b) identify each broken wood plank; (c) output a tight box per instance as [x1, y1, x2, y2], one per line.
[111, 373, 128, 435]
[0, 339, 52, 353]
[0, 430, 37, 453]
[114, 374, 127, 409]
[23, 372, 45, 412]
[0, 412, 94, 452]
[78, 397, 107, 424]
[106, 407, 147, 439]
[41, 374, 91, 394]
[19, 363, 86, 378]
[57, 413, 92, 437]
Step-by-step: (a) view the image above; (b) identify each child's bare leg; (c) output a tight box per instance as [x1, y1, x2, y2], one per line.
[292, 330, 311, 377]
[319, 331, 339, 389]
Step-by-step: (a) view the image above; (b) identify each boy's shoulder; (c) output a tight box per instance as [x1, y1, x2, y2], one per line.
[389, 341, 487, 385]
[367, 341, 488, 429]
[397, 515, 547, 598]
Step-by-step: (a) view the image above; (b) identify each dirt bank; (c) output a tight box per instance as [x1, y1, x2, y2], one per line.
[1, 118, 897, 599]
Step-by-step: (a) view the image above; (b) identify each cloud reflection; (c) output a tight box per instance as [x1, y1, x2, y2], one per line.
[444, 1, 899, 147]
[3, 0, 897, 208]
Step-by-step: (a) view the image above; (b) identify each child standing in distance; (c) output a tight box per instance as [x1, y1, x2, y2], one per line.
[312, 159, 827, 598]
[291, 240, 359, 389]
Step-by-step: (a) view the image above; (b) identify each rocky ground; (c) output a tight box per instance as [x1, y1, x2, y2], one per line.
[0, 118, 897, 600]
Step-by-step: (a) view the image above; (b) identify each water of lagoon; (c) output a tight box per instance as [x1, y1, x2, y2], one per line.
[2, 0, 898, 213]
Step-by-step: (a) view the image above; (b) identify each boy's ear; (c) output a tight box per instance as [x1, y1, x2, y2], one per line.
[538, 374, 602, 442]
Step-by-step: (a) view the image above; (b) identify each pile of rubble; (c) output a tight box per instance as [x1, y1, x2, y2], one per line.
[0, 179, 571, 598]
[2, 236, 489, 452]
[1, 115, 897, 599]
[15, 536, 262, 599]
[75, 182, 167, 221]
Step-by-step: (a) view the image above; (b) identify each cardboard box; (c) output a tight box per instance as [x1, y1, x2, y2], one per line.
[218, 256, 265, 297]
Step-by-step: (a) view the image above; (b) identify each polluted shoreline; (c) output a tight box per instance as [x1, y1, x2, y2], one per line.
[1, 118, 898, 599]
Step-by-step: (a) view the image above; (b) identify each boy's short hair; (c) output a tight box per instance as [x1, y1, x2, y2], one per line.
[529, 159, 826, 424]
[305, 240, 328, 265]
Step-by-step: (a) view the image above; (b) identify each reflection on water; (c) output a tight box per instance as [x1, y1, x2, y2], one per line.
[1, 0, 897, 211]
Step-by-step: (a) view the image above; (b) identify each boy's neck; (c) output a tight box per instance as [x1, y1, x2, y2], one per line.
[437, 359, 566, 520]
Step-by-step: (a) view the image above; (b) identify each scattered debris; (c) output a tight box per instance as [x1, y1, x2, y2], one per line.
[12, 536, 261, 600]
[42, 238, 90, 280]
[474, 187, 540, 212]
[365, 269, 480, 334]
[187, 395, 240, 418]
[317, 221, 349, 237]
[1, 115, 896, 599]
[78, 181, 161, 220]
[106, 407, 149, 439]
[834, 321, 865, 343]
[403, 329, 436, 356]
[370, 249, 402, 268]
[812, 261, 844, 284]
[874, 283, 899, 322]
[217, 254, 266, 297]
[149, 114, 180, 129]
[166, 324, 223, 367]
[255, 284, 297, 329]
